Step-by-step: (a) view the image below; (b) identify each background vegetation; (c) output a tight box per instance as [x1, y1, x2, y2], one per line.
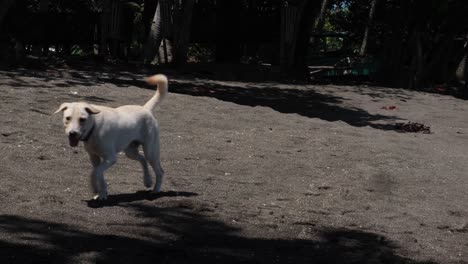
[1, 0, 467, 92]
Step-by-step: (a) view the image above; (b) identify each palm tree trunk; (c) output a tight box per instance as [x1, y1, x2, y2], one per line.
[310, 0, 328, 50]
[359, 0, 379, 56]
[143, 0, 163, 64]
[280, 1, 306, 72]
[160, 0, 172, 64]
[173, 0, 195, 66]
[280, 0, 319, 78]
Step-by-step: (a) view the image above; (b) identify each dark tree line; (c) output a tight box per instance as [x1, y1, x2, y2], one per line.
[1, 0, 468, 91]
[328, 0, 468, 90]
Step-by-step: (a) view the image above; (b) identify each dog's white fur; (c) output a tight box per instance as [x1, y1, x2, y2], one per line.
[55, 74, 168, 200]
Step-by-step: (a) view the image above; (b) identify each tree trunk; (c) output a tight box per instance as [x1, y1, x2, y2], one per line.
[0, 0, 14, 27]
[464, 44, 468, 96]
[215, 1, 241, 63]
[143, 0, 163, 64]
[100, 0, 112, 57]
[143, 0, 158, 38]
[456, 37, 468, 92]
[280, 1, 306, 73]
[39, 0, 51, 55]
[173, 0, 195, 66]
[160, 0, 173, 63]
[464, 43, 468, 90]
[407, 31, 424, 89]
[143, 0, 174, 64]
[359, 0, 379, 56]
[315, 0, 328, 34]
[294, 1, 320, 77]
[377, 0, 409, 86]
[310, 0, 329, 51]
[108, 1, 122, 58]
[280, 0, 319, 78]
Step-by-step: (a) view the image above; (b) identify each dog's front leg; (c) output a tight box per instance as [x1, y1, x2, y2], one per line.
[91, 155, 117, 200]
[88, 154, 101, 195]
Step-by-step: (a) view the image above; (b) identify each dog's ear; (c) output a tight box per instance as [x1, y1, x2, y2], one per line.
[85, 105, 100, 115]
[54, 103, 69, 114]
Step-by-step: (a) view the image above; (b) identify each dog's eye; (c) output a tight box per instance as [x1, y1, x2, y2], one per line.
[79, 118, 87, 123]
[65, 117, 71, 121]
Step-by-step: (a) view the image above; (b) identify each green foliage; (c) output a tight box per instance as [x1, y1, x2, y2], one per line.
[187, 43, 214, 63]
[129, 1, 145, 57]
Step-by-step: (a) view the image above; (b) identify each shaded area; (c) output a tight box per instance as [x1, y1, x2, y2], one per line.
[86, 190, 198, 208]
[168, 80, 402, 130]
[1, 67, 403, 130]
[0, 206, 436, 264]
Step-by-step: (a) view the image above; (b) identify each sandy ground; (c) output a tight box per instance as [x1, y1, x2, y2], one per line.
[0, 65, 467, 264]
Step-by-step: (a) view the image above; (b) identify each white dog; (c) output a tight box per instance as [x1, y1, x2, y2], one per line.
[55, 74, 168, 200]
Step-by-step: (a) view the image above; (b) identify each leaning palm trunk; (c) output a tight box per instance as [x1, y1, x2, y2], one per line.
[359, 0, 379, 56]
[143, 1, 163, 64]
[143, 0, 174, 64]
[310, 0, 328, 50]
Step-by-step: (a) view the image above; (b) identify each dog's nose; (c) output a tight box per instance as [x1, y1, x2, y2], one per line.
[69, 131, 79, 138]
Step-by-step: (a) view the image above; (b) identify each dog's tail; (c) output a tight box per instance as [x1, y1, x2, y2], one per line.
[143, 74, 168, 111]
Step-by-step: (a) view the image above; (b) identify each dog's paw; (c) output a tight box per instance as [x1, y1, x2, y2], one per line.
[144, 178, 153, 188]
[152, 181, 162, 193]
[93, 192, 108, 200]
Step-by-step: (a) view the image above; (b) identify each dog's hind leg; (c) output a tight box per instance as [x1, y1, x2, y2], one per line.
[143, 141, 164, 193]
[125, 144, 152, 188]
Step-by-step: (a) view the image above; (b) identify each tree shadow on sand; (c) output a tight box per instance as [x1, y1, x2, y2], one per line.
[0, 205, 437, 264]
[171, 80, 403, 130]
[1, 68, 405, 131]
[100, 76, 405, 131]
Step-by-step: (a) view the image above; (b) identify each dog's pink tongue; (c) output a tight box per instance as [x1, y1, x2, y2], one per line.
[69, 137, 79, 147]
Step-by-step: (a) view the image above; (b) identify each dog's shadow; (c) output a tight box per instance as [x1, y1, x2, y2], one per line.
[86, 190, 198, 208]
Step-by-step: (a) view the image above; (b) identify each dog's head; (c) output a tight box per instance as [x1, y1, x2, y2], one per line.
[54, 102, 100, 147]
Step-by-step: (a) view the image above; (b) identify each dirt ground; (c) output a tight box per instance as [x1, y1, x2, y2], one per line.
[0, 65, 467, 264]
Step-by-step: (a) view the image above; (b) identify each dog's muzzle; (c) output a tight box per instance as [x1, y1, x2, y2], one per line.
[68, 132, 80, 147]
